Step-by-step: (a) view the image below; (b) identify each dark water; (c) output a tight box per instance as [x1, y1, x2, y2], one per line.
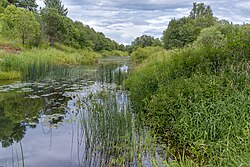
[0, 57, 165, 167]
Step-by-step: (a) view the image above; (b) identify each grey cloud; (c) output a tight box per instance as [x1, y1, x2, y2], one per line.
[37, 0, 250, 44]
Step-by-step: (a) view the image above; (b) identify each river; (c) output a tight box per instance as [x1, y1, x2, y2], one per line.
[0, 57, 165, 167]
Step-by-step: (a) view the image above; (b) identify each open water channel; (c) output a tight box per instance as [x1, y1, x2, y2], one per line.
[0, 57, 165, 167]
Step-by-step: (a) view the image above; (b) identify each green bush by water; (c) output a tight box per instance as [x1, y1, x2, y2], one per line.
[126, 25, 250, 166]
[131, 46, 165, 65]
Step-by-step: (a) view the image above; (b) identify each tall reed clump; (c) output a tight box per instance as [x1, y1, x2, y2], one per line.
[76, 86, 161, 167]
[126, 24, 250, 166]
[0, 48, 101, 80]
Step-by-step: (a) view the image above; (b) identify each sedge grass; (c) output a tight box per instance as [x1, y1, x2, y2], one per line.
[126, 25, 250, 166]
[0, 48, 101, 80]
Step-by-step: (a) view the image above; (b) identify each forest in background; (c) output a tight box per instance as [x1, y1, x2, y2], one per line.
[0, 0, 249, 166]
[0, 0, 126, 51]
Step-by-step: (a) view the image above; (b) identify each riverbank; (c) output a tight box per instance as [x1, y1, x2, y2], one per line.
[126, 25, 250, 166]
[0, 43, 128, 81]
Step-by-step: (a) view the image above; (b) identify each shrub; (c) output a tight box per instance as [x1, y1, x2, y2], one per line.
[126, 24, 250, 166]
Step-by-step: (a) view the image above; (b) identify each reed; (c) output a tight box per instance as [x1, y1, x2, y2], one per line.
[126, 25, 250, 166]
[0, 48, 101, 80]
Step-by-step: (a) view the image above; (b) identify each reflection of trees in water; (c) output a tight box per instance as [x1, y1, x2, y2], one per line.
[0, 87, 68, 148]
[0, 92, 42, 148]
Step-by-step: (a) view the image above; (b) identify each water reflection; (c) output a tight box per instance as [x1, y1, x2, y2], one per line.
[0, 57, 134, 167]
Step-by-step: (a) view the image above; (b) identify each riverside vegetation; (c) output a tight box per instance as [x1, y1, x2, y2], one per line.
[0, 0, 128, 80]
[126, 4, 250, 167]
[0, 0, 249, 167]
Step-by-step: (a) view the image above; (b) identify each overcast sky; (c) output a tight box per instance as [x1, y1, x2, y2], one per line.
[37, 0, 250, 44]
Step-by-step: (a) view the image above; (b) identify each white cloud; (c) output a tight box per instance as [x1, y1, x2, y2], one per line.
[36, 0, 250, 44]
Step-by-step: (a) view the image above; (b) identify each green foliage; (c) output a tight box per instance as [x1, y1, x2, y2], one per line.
[1, 5, 40, 46]
[193, 26, 226, 49]
[41, 8, 66, 46]
[100, 50, 129, 57]
[0, 0, 9, 13]
[126, 24, 250, 166]
[190, 2, 213, 19]
[44, 0, 67, 16]
[0, 48, 101, 80]
[131, 46, 166, 65]
[132, 34, 162, 48]
[15, 0, 38, 11]
[163, 3, 216, 49]
[163, 17, 200, 49]
[0, 70, 21, 80]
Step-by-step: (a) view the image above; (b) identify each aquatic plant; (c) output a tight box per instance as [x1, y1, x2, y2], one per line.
[0, 48, 101, 80]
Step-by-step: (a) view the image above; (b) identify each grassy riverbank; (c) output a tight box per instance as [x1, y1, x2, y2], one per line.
[126, 24, 250, 166]
[0, 43, 128, 81]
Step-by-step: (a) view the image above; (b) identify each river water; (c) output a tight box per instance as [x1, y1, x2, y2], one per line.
[0, 57, 165, 167]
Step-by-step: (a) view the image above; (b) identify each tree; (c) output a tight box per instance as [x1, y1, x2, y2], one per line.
[16, 0, 38, 11]
[44, 0, 68, 16]
[163, 2, 216, 49]
[163, 17, 200, 49]
[132, 35, 162, 48]
[41, 8, 66, 45]
[6, 0, 38, 11]
[0, 0, 9, 13]
[2, 5, 40, 45]
[190, 2, 213, 19]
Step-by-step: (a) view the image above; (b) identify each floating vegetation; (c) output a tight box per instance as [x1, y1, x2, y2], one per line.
[0, 58, 168, 166]
[64, 82, 165, 166]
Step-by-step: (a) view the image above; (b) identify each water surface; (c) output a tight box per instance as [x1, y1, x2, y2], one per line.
[0, 57, 163, 167]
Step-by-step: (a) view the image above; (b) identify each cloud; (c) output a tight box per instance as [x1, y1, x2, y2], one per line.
[37, 0, 250, 44]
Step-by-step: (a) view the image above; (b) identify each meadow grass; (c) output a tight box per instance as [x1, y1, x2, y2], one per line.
[0, 47, 101, 80]
[126, 25, 250, 166]
[0, 71, 21, 80]
[131, 46, 166, 65]
[100, 49, 129, 57]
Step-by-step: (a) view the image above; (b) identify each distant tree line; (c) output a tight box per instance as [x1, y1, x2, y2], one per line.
[0, 0, 125, 51]
[130, 2, 224, 51]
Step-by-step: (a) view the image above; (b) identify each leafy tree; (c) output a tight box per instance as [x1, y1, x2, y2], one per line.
[163, 3, 216, 49]
[16, 0, 38, 11]
[2, 5, 40, 45]
[163, 17, 200, 49]
[190, 2, 213, 19]
[44, 0, 68, 16]
[0, 0, 9, 13]
[6, 0, 37, 11]
[132, 35, 162, 49]
[41, 8, 66, 45]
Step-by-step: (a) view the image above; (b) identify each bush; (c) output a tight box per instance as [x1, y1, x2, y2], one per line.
[131, 46, 165, 65]
[126, 25, 250, 166]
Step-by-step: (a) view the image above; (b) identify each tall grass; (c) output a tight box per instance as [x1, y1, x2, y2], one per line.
[126, 25, 250, 166]
[0, 48, 101, 80]
[75, 84, 161, 166]
[100, 50, 129, 57]
[0, 71, 21, 80]
[131, 46, 166, 65]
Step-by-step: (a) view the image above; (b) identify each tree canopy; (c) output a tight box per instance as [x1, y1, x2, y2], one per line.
[2, 5, 40, 45]
[44, 0, 68, 16]
[163, 2, 216, 49]
[0, 0, 124, 51]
